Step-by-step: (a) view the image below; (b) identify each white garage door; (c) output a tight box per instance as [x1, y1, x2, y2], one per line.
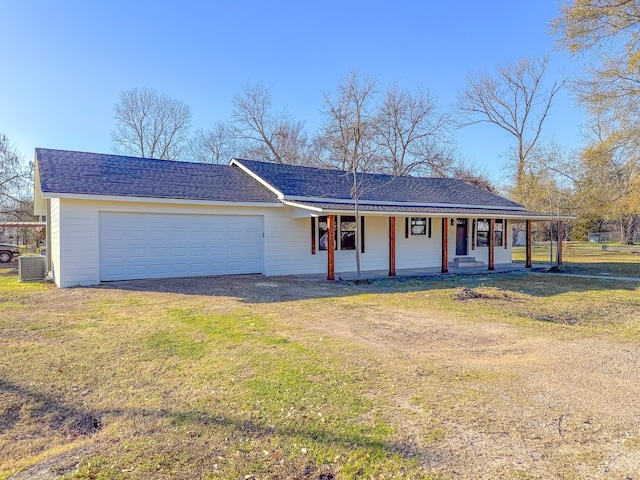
[99, 212, 264, 281]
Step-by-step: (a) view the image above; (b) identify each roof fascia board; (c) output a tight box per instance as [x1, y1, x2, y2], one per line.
[33, 158, 47, 216]
[282, 195, 525, 211]
[230, 159, 285, 199]
[281, 200, 324, 212]
[40, 192, 283, 208]
[283, 201, 554, 220]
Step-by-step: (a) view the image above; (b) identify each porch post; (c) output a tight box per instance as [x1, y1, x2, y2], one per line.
[389, 216, 396, 277]
[488, 218, 495, 271]
[327, 215, 335, 281]
[557, 220, 563, 266]
[525, 219, 532, 269]
[441, 217, 449, 273]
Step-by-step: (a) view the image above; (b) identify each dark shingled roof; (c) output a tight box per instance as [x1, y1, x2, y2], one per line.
[283, 201, 549, 218]
[234, 159, 524, 209]
[36, 149, 279, 203]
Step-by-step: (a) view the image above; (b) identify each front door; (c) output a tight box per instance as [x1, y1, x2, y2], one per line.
[456, 219, 468, 256]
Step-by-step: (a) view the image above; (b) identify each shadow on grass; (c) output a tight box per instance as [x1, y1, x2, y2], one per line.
[0, 379, 102, 437]
[560, 261, 640, 277]
[94, 269, 639, 303]
[1, 379, 437, 468]
[104, 408, 435, 464]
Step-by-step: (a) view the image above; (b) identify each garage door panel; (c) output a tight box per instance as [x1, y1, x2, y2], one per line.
[149, 247, 167, 257]
[129, 229, 146, 242]
[129, 247, 145, 258]
[100, 213, 264, 281]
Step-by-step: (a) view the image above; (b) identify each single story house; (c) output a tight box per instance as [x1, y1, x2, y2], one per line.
[33, 148, 551, 288]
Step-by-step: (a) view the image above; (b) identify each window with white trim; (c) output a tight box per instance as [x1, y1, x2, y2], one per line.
[476, 219, 489, 247]
[340, 216, 357, 250]
[411, 217, 427, 235]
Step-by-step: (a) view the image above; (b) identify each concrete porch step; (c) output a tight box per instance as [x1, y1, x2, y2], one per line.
[448, 261, 486, 268]
[449, 257, 486, 268]
[454, 256, 476, 263]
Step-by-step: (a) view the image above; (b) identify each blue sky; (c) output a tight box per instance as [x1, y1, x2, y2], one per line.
[1, 0, 583, 182]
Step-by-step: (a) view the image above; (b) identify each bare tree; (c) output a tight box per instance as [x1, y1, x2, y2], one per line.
[112, 87, 192, 160]
[375, 84, 454, 176]
[457, 56, 563, 202]
[189, 122, 237, 164]
[322, 72, 384, 277]
[0, 134, 31, 220]
[450, 158, 496, 192]
[321, 72, 379, 172]
[231, 83, 311, 164]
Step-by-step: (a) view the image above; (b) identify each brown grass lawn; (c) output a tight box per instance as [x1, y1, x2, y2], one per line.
[1, 248, 640, 479]
[513, 242, 640, 277]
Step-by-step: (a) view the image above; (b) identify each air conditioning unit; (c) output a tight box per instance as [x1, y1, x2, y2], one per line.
[19, 255, 47, 282]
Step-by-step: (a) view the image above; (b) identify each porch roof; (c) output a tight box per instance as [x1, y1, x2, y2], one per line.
[283, 200, 554, 220]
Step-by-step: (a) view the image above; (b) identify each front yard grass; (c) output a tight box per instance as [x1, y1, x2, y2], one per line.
[513, 241, 640, 277]
[1, 263, 640, 479]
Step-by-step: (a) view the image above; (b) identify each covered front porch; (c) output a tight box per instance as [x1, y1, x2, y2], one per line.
[284, 200, 559, 281]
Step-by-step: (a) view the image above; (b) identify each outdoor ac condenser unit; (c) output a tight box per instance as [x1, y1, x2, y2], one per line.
[18, 255, 46, 282]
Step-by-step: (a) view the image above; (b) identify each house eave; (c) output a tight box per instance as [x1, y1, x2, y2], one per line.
[281, 200, 554, 220]
[40, 192, 284, 208]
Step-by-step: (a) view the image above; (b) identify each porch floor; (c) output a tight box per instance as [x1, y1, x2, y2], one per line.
[293, 262, 550, 282]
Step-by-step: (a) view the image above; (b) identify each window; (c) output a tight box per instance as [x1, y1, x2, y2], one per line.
[494, 219, 503, 247]
[476, 219, 489, 247]
[411, 217, 427, 235]
[318, 216, 336, 251]
[318, 215, 362, 251]
[340, 216, 356, 250]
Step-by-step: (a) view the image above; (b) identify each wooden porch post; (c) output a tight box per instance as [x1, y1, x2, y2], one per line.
[389, 216, 396, 277]
[525, 219, 532, 269]
[441, 218, 449, 273]
[557, 220, 563, 266]
[327, 215, 335, 281]
[488, 218, 495, 270]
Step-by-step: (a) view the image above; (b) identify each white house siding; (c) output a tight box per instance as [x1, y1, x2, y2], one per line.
[49, 198, 61, 287]
[396, 216, 443, 269]
[474, 244, 513, 265]
[263, 214, 390, 276]
[57, 199, 101, 287]
[51, 200, 515, 287]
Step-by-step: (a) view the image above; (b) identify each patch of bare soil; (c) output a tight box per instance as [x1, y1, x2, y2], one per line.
[9, 443, 98, 480]
[96, 274, 342, 304]
[455, 286, 487, 300]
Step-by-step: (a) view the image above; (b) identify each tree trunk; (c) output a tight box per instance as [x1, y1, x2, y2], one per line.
[622, 214, 638, 244]
[517, 138, 525, 202]
[355, 200, 361, 278]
